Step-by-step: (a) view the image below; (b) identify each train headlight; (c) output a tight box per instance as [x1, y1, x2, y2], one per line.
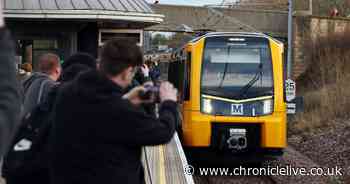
[203, 99, 213, 114]
[263, 99, 273, 114]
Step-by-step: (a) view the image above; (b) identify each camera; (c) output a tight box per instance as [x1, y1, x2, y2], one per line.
[138, 84, 160, 102]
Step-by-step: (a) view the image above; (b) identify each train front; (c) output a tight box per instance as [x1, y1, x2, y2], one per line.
[183, 33, 287, 162]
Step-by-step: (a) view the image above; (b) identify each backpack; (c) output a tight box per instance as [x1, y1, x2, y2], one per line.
[3, 80, 58, 177]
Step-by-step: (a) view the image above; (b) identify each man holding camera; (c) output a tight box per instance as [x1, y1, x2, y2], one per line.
[49, 39, 178, 184]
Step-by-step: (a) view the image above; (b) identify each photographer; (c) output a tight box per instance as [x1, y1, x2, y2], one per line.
[0, 2, 21, 182]
[49, 39, 178, 184]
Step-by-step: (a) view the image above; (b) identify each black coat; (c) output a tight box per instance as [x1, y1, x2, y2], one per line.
[0, 28, 21, 159]
[49, 70, 178, 184]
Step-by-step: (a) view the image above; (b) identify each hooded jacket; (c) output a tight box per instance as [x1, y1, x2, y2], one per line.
[59, 64, 91, 83]
[49, 70, 178, 184]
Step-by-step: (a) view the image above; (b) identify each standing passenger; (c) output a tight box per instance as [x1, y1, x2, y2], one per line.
[22, 53, 61, 116]
[150, 61, 161, 82]
[50, 39, 178, 184]
[5, 53, 95, 184]
[5, 53, 61, 184]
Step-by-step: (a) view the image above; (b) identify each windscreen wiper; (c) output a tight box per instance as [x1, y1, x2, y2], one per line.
[236, 63, 263, 98]
[217, 46, 232, 88]
[217, 63, 228, 88]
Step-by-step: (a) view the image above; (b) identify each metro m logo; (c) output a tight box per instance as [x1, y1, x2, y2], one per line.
[231, 104, 243, 115]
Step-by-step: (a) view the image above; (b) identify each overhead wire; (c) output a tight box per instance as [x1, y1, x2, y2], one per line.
[161, 0, 268, 32]
[153, 0, 286, 33]
[202, 0, 288, 32]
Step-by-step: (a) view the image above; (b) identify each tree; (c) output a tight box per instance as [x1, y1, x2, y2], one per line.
[312, 0, 350, 16]
[151, 33, 169, 46]
[167, 33, 194, 49]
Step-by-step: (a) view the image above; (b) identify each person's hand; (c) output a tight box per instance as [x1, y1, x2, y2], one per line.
[122, 86, 146, 106]
[140, 64, 150, 78]
[0, 0, 4, 27]
[159, 82, 177, 103]
[122, 82, 155, 106]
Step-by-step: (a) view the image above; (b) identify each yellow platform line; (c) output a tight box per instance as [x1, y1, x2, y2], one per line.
[158, 145, 166, 184]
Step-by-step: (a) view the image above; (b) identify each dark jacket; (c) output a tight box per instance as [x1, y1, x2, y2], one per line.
[150, 66, 161, 82]
[22, 72, 56, 116]
[49, 70, 177, 184]
[0, 28, 21, 159]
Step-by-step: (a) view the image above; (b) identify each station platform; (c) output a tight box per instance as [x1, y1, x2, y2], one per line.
[142, 133, 194, 184]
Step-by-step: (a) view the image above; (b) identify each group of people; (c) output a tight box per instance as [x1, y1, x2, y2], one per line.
[0, 5, 179, 184]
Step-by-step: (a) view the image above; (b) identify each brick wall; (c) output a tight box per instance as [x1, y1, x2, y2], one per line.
[292, 15, 350, 79]
[292, 16, 311, 79]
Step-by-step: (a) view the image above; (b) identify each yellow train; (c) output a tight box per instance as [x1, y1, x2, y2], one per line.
[168, 32, 287, 162]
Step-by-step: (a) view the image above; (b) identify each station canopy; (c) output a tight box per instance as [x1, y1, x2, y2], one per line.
[3, 0, 163, 24]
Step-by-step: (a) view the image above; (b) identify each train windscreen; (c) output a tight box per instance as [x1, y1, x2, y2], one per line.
[201, 36, 274, 99]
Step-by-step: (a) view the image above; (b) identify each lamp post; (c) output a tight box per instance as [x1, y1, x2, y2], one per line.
[287, 0, 293, 79]
[309, 0, 313, 15]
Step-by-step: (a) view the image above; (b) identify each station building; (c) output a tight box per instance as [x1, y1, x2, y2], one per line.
[3, 0, 163, 70]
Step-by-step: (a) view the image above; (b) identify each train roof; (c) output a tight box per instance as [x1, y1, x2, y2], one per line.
[189, 32, 283, 45]
[171, 32, 284, 59]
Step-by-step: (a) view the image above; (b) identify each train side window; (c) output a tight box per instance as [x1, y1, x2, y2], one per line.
[168, 61, 180, 90]
[184, 52, 191, 101]
[168, 59, 185, 100]
[168, 51, 190, 102]
[178, 59, 185, 101]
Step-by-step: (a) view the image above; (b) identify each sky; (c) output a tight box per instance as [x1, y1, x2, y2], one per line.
[145, 0, 225, 6]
